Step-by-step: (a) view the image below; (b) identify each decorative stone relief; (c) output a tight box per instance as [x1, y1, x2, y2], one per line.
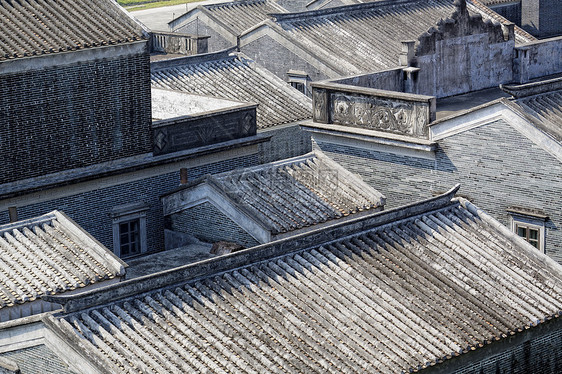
[154, 129, 168, 151]
[330, 93, 428, 138]
[313, 88, 329, 123]
[239, 112, 256, 135]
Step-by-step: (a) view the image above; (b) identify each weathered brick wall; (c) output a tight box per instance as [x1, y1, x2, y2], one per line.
[0, 154, 259, 255]
[241, 34, 331, 83]
[313, 119, 562, 263]
[258, 124, 312, 163]
[176, 19, 233, 52]
[0, 51, 152, 185]
[169, 201, 260, 247]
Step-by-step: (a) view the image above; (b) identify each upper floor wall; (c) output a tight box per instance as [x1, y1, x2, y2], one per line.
[0, 42, 153, 185]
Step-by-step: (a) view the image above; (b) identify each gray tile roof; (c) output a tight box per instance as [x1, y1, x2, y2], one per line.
[201, 0, 287, 35]
[44, 190, 562, 373]
[194, 151, 386, 234]
[514, 89, 562, 143]
[0, 0, 144, 62]
[259, 0, 533, 75]
[0, 211, 125, 310]
[151, 52, 312, 129]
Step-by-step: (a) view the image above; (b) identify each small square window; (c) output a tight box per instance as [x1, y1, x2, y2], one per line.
[110, 202, 149, 258]
[508, 208, 547, 253]
[516, 224, 540, 249]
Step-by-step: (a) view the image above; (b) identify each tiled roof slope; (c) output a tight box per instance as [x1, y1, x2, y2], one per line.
[0, 211, 125, 309]
[205, 151, 385, 234]
[262, 0, 531, 75]
[151, 52, 312, 128]
[0, 0, 144, 62]
[45, 191, 562, 373]
[514, 89, 562, 143]
[202, 0, 287, 35]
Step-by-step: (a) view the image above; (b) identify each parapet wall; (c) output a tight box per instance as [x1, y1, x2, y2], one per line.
[311, 81, 436, 139]
[152, 104, 258, 155]
[514, 36, 562, 83]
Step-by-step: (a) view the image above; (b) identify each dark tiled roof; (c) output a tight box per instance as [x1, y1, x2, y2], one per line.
[204, 152, 385, 234]
[203, 0, 287, 35]
[0, 211, 125, 309]
[514, 89, 562, 143]
[0, 0, 144, 61]
[46, 194, 562, 373]
[263, 0, 532, 75]
[151, 53, 312, 129]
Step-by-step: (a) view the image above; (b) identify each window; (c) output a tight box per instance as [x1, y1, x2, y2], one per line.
[515, 223, 540, 249]
[508, 208, 548, 253]
[110, 202, 149, 258]
[119, 220, 141, 256]
[287, 70, 310, 96]
[290, 82, 305, 94]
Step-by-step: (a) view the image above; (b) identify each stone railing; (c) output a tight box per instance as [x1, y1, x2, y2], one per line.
[150, 31, 209, 55]
[311, 81, 436, 139]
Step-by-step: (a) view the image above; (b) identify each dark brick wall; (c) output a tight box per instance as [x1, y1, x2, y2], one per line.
[169, 201, 260, 248]
[0, 154, 259, 256]
[258, 124, 312, 163]
[0, 49, 152, 184]
[314, 119, 562, 263]
[450, 324, 562, 374]
[490, 2, 522, 25]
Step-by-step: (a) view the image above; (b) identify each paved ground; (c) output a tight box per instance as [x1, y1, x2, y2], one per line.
[436, 87, 511, 120]
[130, 0, 229, 31]
[125, 242, 216, 279]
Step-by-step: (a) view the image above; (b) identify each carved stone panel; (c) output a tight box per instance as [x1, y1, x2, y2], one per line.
[330, 93, 429, 138]
[312, 88, 329, 123]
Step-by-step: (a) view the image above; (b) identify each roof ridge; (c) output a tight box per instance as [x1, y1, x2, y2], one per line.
[44, 185, 460, 313]
[0, 211, 57, 236]
[270, 0, 422, 22]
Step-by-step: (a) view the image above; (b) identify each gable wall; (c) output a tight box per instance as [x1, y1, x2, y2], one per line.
[168, 201, 260, 247]
[175, 18, 234, 52]
[241, 34, 332, 84]
[312, 119, 562, 263]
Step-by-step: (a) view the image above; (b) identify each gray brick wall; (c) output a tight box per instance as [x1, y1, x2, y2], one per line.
[259, 124, 312, 163]
[241, 34, 330, 83]
[314, 119, 562, 263]
[176, 19, 233, 52]
[0, 154, 259, 255]
[0, 344, 74, 374]
[451, 325, 562, 374]
[490, 2, 522, 25]
[313, 140, 436, 208]
[169, 201, 260, 247]
[0, 51, 152, 184]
